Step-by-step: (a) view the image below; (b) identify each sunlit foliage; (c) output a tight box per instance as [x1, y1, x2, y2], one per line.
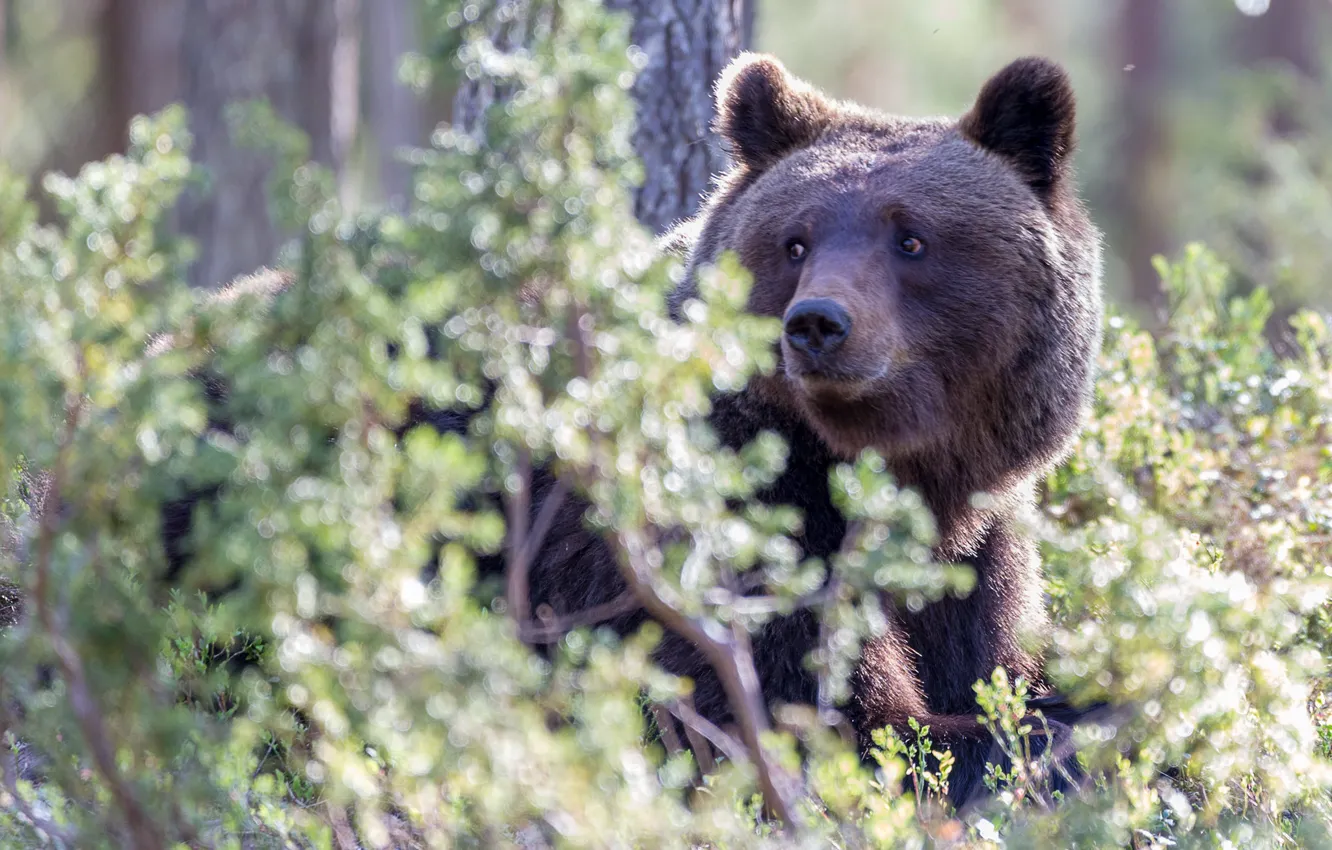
[0, 2, 1330, 847]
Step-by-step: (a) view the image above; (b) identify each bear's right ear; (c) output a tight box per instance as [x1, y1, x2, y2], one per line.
[715, 53, 834, 172]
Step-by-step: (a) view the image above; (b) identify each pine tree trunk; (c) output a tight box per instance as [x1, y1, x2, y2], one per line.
[101, 0, 185, 128]
[0, 1, 9, 65]
[606, 0, 752, 232]
[331, 0, 363, 208]
[1117, 0, 1170, 317]
[175, 0, 352, 288]
[456, 0, 753, 233]
[364, 0, 423, 209]
[31, 0, 171, 208]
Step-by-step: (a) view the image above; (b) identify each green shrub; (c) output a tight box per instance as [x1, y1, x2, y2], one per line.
[0, 1, 1330, 847]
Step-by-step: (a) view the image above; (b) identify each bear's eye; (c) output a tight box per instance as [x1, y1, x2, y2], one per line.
[897, 235, 925, 257]
[786, 239, 808, 263]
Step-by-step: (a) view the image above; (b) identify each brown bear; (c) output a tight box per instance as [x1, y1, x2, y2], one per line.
[683, 50, 1102, 797]
[502, 53, 1103, 804]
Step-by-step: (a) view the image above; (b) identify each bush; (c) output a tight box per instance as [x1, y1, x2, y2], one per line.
[0, 1, 1330, 847]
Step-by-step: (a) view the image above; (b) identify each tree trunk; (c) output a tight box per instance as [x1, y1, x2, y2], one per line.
[23, 0, 184, 222]
[363, 0, 422, 209]
[176, 0, 355, 288]
[1116, 0, 1170, 318]
[456, 0, 753, 233]
[331, 0, 363, 209]
[31, 1, 143, 201]
[101, 0, 185, 129]
[607, 0, 751, 232]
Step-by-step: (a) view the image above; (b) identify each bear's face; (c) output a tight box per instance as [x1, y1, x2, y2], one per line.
[674, 55, 1102, 506]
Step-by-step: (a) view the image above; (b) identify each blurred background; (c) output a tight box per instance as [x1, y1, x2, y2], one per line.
[0, 0, 1328, 319]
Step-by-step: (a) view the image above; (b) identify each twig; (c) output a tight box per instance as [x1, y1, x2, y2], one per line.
[680, 719, 716, 775]
[505, 448, 533, 632]
[816, 578, 841, 722]
[518, 591, 639, 644]
[566, 306, 590, 381]
[519, 478, 569, 569]
[700, 583, 838, 616]
[327, 803, 359, 850]
[649, 704, 685, 758]
[697, 519, 857, 619]
[509, 465, 572, 645]
[33, 390, 165, 850]
[813, 521, 863, 724]
[665, 697, 747, 768]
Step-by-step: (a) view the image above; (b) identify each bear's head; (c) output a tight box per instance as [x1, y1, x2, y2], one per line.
[670, 54, 1102, 544]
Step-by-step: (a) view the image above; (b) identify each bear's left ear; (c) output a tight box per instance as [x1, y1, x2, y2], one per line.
[959, 57, 1076, 196]
[715, 53, 835, 172]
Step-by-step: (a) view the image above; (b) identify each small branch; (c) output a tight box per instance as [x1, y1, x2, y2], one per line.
[610, 529, 804, 830]
[700, 583, 839, 616]
[566, 304, 591, 379]
[505, 448, 533, 633]
[519, 479, 569, 568]
[665, 697, 747, 768]
[327, 803, 359, 850]
[815, 578, 841, 722]
[700, 520, 861, 618]
[508, 467, 573, 645]
[681, 720, 716, 776]
[34, 390, 165, 850]
[649, 704, 685, 758]
[518, 591, 638, 644]
[676, 719, 719, 778]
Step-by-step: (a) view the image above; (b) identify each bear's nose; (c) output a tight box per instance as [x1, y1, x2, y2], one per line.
[784, 298, 851, 358]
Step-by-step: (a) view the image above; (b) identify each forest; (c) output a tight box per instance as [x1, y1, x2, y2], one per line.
[0, 0, 1330, 847]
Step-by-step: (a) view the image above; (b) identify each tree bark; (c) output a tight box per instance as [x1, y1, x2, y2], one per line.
[1116, 0, 1171, 318]
[31, 1, 152, 200]
[176, 0, 355, 288]
[101, 0, 185, 128]
[606, 0, 751, 232]
[364, 0, 423, 209]
[331, 0, 363, 209]
[32, 0, 185, 173]
[456, 0, 753, 233]
[23, 0, 184, 222]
